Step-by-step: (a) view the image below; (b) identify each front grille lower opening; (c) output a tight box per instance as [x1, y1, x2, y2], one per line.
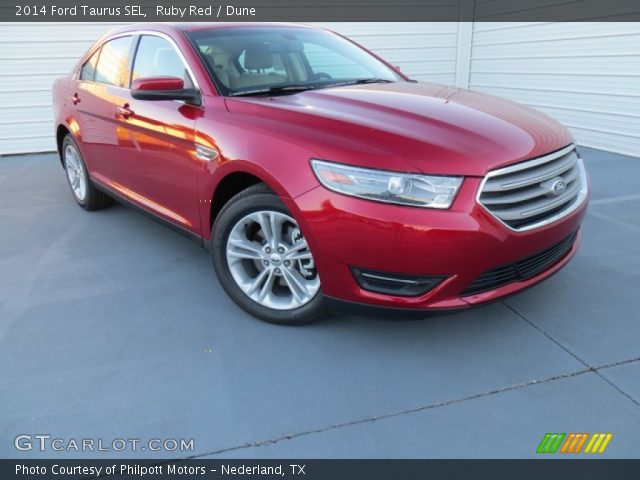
[461, 232, 577, 296]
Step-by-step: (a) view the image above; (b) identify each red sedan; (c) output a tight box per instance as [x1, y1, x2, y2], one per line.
[52, 23, 589, 324]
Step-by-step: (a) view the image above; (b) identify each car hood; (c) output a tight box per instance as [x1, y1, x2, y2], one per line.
[224, 82, 573, 176]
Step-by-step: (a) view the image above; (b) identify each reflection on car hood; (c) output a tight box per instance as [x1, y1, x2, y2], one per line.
[224, 82, 573, 176]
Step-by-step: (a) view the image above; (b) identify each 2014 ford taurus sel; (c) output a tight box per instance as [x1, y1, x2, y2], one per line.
[53, 23, 589, 325]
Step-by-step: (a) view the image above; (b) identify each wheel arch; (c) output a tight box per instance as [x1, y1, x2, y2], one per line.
[209, 170, 276, 232]
[56, 124, 71, 165]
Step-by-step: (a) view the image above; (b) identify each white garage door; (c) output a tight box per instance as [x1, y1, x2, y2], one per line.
[467, 22, 640, 157]
[0, 23, 123, 155]
[0, 22, 638, 157]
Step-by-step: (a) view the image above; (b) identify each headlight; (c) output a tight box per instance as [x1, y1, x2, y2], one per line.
[310, 160, 463, 209]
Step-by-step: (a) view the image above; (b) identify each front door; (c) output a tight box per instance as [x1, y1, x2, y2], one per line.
[112, 34, 201, 234]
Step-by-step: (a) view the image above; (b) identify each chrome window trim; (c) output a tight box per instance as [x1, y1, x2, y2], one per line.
[476, 144, 588, 232]
[75, 30, 202, 103]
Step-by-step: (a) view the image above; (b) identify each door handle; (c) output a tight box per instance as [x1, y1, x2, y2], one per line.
[71, 93, 81, 105]
[118, 104, 134, 119]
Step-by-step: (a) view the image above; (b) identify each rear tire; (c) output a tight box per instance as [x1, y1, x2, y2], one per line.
[62, 135, 111, 211]
[212, 183, 326, 325]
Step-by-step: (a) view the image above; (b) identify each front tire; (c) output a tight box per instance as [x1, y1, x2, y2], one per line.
[212, 184, 325, 325]
[62, 135, 111, 210]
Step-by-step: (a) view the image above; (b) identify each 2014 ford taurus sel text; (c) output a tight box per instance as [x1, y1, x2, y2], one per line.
[52, 23, 589, 324]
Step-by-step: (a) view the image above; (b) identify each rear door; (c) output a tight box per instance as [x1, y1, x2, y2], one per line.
[73, 35, 135, 185]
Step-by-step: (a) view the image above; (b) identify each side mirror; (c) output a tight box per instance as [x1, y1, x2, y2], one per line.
[131, 76, 200, 105]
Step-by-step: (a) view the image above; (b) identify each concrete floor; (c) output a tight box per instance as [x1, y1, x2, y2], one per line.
[1, 147, 639, 459]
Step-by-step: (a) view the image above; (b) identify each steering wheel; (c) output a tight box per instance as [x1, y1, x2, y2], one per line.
[310, 72, 332, 81]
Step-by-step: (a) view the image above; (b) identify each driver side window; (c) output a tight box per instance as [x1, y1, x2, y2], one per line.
[132, 35, 193, 88]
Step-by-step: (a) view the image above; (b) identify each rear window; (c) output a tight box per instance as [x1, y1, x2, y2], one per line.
[94, 36, 133, 88]
[79, 48, 100, 81]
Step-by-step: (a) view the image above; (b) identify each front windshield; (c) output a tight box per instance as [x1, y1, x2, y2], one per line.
[186, 26, 404, 96]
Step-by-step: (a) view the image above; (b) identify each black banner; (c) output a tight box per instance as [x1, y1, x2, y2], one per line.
[3, 459, 640, 480]
[1, 0, 640, 22]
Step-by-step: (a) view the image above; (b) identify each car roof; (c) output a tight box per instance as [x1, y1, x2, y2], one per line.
[105, 22, 320, 37]
[178, 22, 319, 32]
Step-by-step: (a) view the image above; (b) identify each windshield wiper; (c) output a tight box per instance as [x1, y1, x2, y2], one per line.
[326, 78, 395, 88]
[353, 78, 394, 84]
[229, 78, 395, 97]
[229, 84, 316, 97]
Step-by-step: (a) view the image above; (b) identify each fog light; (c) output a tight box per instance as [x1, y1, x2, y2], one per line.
[351, 268, 446, 297]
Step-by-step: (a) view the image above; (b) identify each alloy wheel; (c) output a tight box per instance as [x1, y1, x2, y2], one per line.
[64, 144, 87, 201]
[225, 210, 320, 310]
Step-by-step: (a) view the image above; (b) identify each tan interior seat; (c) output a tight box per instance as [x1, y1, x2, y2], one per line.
[235, 42, 286, 89]
[203, 52, 231, 88]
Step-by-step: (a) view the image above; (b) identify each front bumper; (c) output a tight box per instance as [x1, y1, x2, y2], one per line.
[284, 175, 588, 312]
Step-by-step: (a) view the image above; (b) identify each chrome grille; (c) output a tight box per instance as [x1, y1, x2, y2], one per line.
[478, 144, 588, 231]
